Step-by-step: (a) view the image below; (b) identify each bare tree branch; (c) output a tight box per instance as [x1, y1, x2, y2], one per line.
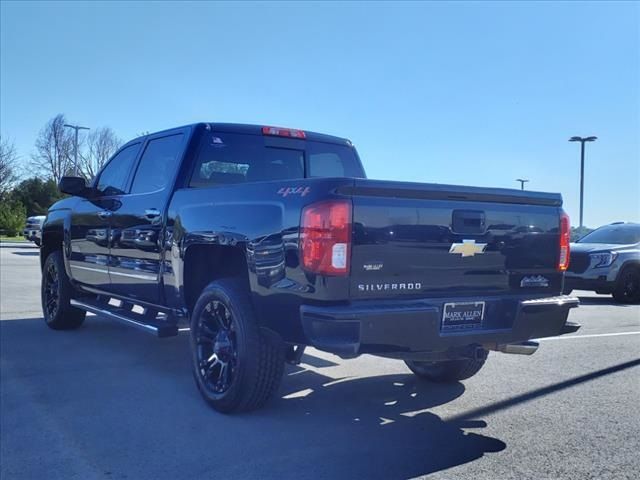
[31, 114, 75, 183]
[0, 136, 19, 197]
[79, 127, 122, 181]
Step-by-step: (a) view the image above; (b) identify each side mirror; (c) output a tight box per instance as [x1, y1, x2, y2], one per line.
[58, 176, 88, 197]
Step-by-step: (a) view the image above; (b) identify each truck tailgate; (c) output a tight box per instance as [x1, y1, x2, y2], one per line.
[342, 179, 563, 299]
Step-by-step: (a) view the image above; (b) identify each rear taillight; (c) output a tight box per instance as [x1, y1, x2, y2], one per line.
[300, 200, 352, 276]
[262, 126, 306, 139]
[558, 211, 571, 271]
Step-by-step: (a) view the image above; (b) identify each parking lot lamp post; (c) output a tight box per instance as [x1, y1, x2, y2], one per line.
[64, 124, 90, 176]
[516, 179, 529, 190]
[569, 136, 597, 228]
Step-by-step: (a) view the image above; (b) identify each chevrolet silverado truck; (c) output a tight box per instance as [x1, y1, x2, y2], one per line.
[41, 123, 580, 413]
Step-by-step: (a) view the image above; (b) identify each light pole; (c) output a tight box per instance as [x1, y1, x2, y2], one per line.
[64, 123, 90, 176]
[569, 136, 597, 228]
[516, 178, 529, 190]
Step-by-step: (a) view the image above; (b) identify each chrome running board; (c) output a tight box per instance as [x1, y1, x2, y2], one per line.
[70, 298, 182, 337]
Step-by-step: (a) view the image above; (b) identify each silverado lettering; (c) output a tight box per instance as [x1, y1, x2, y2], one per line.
[358, 283, 422, 291]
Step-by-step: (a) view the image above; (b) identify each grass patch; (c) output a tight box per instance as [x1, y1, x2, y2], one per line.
[0, 235, 26, 242]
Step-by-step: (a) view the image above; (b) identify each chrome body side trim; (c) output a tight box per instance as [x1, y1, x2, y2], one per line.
[70, 264, 109, 274]
[108, 270, 158, 281]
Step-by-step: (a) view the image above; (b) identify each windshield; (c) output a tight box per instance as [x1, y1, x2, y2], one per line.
[577, 224, 640, 245]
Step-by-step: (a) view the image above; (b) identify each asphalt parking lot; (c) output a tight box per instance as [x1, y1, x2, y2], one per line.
[1, 241, 639, 480]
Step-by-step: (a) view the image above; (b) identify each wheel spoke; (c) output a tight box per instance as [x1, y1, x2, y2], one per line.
[204, 355, 221, 377]
[212, 302, 228, 329]
[218, 363, 227, 383]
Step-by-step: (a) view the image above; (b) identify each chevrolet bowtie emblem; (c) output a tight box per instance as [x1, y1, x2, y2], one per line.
[449, 240, 487, 257]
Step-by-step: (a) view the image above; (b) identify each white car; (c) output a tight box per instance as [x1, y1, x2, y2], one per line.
[23, 215, 45, 246]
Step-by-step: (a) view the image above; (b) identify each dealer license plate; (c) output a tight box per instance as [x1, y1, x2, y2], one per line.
[441, 301, 485, 331]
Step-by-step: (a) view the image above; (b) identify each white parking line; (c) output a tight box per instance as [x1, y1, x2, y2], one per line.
[538, 331, 640, 341]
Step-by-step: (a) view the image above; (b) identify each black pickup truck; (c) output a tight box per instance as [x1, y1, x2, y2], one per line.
[41, 123, 579, 412]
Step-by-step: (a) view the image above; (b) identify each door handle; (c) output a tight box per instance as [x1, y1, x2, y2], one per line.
[145, 208, 161, 220]
[97, 210, 112, 219]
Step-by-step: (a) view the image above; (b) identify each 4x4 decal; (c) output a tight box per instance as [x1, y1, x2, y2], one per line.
[278, 186, 311, 198]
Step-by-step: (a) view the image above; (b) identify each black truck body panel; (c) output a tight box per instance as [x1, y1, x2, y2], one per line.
[43, 122, 578, 358]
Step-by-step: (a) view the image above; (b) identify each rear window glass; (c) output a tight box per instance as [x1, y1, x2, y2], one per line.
[190, 132, 363, 187]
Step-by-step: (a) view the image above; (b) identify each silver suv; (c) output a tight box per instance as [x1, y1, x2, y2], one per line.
[565, 222, 640, 303]
[23, 215, 45, 246]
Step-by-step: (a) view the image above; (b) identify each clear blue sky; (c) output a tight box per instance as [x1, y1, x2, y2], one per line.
[1, 1, 638, 227]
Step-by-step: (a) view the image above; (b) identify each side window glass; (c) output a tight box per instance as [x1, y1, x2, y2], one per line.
[131, 134, 184, 194]
[306, 142, 363, 178]
[97, 144, 140, 195]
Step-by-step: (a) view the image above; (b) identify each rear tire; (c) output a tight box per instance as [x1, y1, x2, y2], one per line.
[41, 250, 85, 330]
[613, 266, 640, 304]
[405, 354, 488, 383]
[190, 278, 285, 413]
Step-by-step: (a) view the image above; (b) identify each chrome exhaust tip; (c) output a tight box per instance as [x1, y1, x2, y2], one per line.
[496, 340, 539, 355]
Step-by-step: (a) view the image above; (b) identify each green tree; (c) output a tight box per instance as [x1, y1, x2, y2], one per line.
[570, 226, 593, 242]
[10, 177, 64, 216]
[0, 199, 26, 236]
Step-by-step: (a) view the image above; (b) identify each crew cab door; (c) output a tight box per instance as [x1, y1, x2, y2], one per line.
[107, 130, 188, 304]
[68, 143, 141, 289]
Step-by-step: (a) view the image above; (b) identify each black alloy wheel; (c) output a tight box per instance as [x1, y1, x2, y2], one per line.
[189, 279, 285, 413]
[43, 259, 60, 320]
[195, 300, 238, 394]
[41, 250, 85, 330]
[613, 267, 640, 304]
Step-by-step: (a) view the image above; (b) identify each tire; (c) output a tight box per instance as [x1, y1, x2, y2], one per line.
[34, 238, 41, 247]
[41, 250, 86, 330]
[613, 266, 640, 304]
[190, 278, 285, 413]
[405, 354, 488, 383]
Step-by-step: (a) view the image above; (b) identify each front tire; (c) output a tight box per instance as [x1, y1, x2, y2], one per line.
[190, 278, 285, 413]
[613, 266, 640, 304]
[405, 355, 488, 383]
[41, 250, 85, 330]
